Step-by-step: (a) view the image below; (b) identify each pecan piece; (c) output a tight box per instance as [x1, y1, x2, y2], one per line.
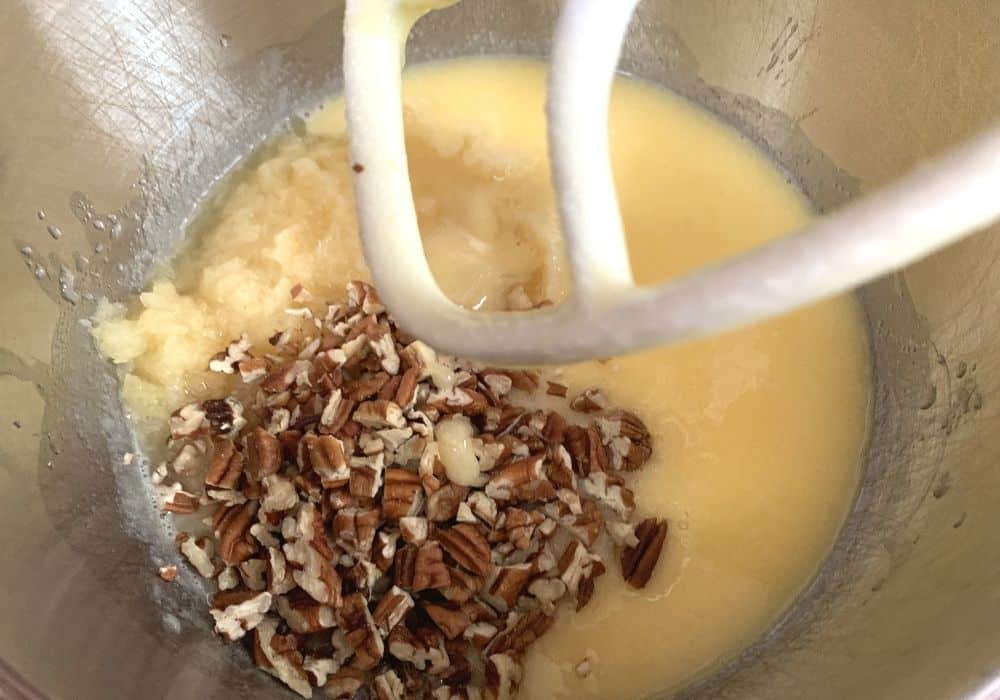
[245, 427, 281, 480]
[331, 507, 380, 557]
[486, 652, 523, 700]
[163, 488, 200, 514]
[336, 592, 384, 670]
[570, 387, 609, 413]
[598, 409, 653, 471]
[383, 468, 425, 520]
[344, 371, 390, 401]
[394, 366, 421, 409]
[488, 608, 553, 656]
[395, 541, 451, 592]
[304, 434, 350, 488]
[424, 602, 472, 642]
[206, 437, 244, 488]
[485, 456, 544, 501]
[354, 399, 406, 429]
[546, 381, 568, 398]
[349, 453, 385, 499]
[387, 625, 450, 674]
[372, 585, 414, 636]
[440, 566, 483, 604]
[179, 535, 216, 578]
[210, 591, 271, 642]
[436, 523, 492, 577]
[399, 516, 429, 545]
[372, 669, 405, 700]
[485, 564, 533, 612]
[324, 667, 366, 699]
[621, 518, 668, 588]
[373, 530, 399, 572]
[214, 501, 258, 566]
[558, 539, 603, 598]
[275, 592, 336, 633]
[426, 482, 469, 522]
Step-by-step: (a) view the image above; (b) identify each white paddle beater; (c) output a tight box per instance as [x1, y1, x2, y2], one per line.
[343, 0, 1000, 364]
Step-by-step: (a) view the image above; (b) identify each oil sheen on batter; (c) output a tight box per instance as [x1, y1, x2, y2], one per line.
[94, 59, 870, 698]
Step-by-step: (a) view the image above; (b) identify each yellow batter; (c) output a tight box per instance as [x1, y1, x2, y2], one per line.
[94, 59, 870, 698]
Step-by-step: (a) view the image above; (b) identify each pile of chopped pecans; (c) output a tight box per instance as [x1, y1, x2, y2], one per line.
[157, 281, 667, 699]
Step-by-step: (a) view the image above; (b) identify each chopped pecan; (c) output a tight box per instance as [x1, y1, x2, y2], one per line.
[349, 453, 385, 499]
[210, 591, 271, 642]
[372, 530, 399, 572]
[395, 542, 450, 592]
[400, 516, 429, 545]
[304, 434, 350, 487]
[371, 585, 414, 636]
[441, 566, 484, 604]
[570, 387, 608, 413]
[542, 411, 568, 446]
[489, 369, 538, 393]
[253, 616, 312, 698]
[324, 667, 366, 699]
[372, 669, 405, 700]
[336, 592, 384, 670]
[331, 507, 381, 557]
[598, 410, 653, 471]
[395, 366, 421, 409]
[488, 608, 553, 656]
[262, 366, 295, 393]
[346, 559, 381, 598]
[354, 400, 406, 429]
[180, 535, 215, 578]
[575, 558, 606, 611]
[463, 621, 499, 649]
[346, 280, 384, 315]
[486, 652, 523, 700]
[206, 437, 244, 488]
[320, 389, 354, 433]
[498, 508, 545, 550]
[485, 456, 544, 501]
[527, 577, 567, 614]
[461, 599, 501, 624]
[382, 468, 425, 519]
[345, 371, 390, 401]
[275, 592, 336, 633]
[215, 501, 258, 566]
[425, 603, 472, 640]
[158, 565, 178, 582]
[546, 381, 568, 398]
[621, 518, 667, 588]
[426, 482, 469, 522]
[387, 625, 450, 674]
[261, 474, 298, 513]
[466, 492, 499, 527]
[547, 444, 574, 490]
[436, 524, 492, 577]
[217, 566, 240, 591]
[238, 357, 270, 383]
[485, 564, 533, 612]
[169, 402, 206, 439]
[579, 471, 635, 521]
[558, 540, 603, 598]
[245, 427, 281, 480]
[162, 487, 200, 514]
[240, 558, 268, 591]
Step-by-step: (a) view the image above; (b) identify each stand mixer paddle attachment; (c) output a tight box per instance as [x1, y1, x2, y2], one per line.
[343, 0, 1000, 365]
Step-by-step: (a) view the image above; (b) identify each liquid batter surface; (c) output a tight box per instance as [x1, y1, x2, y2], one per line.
[94, 59, 870, 698]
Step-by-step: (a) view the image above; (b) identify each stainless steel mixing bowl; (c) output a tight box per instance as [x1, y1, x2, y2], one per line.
[1, 2, 998, 698]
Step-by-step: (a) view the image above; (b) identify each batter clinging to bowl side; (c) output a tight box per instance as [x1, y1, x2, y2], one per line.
[94, 59, 870, 698]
